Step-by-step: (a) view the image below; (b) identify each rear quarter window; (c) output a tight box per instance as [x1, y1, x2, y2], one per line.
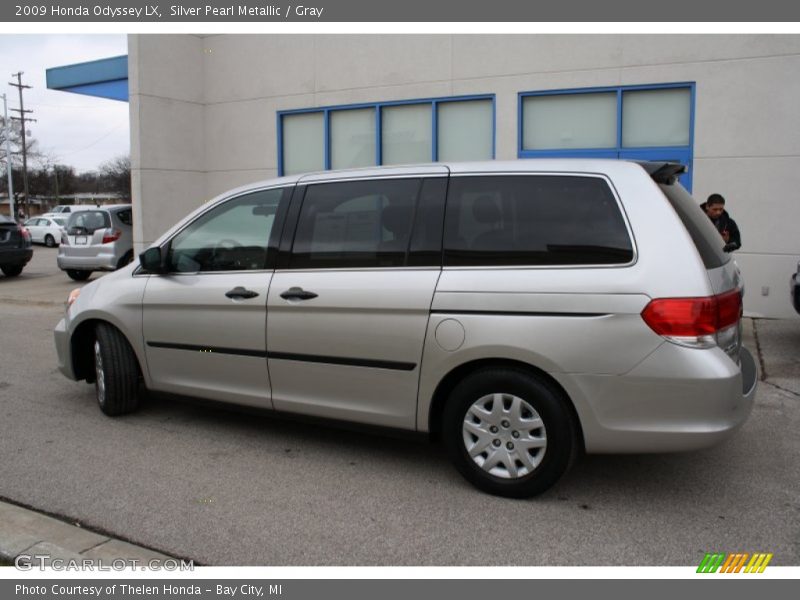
[658, 183, 729, 269]
[444, 175, 634, 266]
[115, 209, 133, 226]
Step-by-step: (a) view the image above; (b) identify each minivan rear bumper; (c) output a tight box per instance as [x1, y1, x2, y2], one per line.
[560, 344, 757, 454]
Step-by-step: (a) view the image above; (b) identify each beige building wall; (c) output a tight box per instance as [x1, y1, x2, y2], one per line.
[129, 33, 800, 318]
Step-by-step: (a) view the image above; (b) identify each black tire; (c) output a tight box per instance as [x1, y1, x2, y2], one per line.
[93, 322, 141, 416]
[1, 265, 23, 277]
[44, 234, 56, 248]
[442, 367, 578, 498]
[66, 270, 91, 281]
[116, 250, 133, 270]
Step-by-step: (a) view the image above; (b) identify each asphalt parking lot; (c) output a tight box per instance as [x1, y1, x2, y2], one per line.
[1, 246, 799, 566]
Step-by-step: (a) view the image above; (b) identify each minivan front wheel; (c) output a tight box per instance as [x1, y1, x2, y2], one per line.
[443, 368, 577, 498]
[93, 323, 141, 416]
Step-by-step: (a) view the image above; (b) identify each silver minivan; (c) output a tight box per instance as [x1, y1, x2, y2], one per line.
[57, 205, 134, 281]
[54, 160, 757, 497]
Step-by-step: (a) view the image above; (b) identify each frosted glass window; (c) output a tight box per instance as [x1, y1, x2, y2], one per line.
[522, 93, 617, 150]
[622, 88, 691, 147]
[437, 100, 493, 161]
[282, 112, 324, 175]
[330, 108, 376, 170]
[381, 104, 432, 165]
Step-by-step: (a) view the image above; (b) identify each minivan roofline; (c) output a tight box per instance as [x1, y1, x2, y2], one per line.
[222, 158, 680, 199]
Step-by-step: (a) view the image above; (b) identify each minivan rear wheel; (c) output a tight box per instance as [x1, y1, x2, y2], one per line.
[93, 323, 141, 416]
[443, 368, 577, 498]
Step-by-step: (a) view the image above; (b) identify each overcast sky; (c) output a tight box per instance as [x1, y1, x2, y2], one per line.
[0, 34, 129, 174]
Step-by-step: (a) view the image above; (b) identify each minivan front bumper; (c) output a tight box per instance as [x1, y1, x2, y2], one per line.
[54, 316, 77, 380]
[559, 344, 758, 454]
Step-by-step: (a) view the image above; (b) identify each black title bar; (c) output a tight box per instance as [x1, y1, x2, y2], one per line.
[4, 0, 800, 22]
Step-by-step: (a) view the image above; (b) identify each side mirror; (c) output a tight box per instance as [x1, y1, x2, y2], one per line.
[139, 247, 168, 274]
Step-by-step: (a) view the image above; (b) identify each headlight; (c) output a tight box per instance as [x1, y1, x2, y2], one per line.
[67, 288, 81, 309]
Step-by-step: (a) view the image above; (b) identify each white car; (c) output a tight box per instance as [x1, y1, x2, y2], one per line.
[24, 216, 68, 247]
[49, 205, 95, 214]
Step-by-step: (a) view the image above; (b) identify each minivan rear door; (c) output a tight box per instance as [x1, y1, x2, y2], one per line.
[266, 169, 447, 429]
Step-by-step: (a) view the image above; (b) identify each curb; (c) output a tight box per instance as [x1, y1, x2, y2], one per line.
[0, 500, 173, 567]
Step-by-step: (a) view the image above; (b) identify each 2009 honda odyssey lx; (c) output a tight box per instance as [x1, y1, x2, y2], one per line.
[54, 160, 758, 498]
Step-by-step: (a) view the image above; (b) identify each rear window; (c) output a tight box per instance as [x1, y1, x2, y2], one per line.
[444, 175, 634, 266]
[659, 183, 730, 269]
[67, 211, 110, 233]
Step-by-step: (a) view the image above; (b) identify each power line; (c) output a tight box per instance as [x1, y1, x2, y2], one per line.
[58, 122, 125, 155]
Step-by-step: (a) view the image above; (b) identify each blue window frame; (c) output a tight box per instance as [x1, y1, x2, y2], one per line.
[518, 83, 696, 190]
[278, 94, 496, 176]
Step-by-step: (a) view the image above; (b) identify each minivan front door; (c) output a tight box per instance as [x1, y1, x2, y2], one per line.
[266, 175, 447, 429]
[142, 187, 290, 408]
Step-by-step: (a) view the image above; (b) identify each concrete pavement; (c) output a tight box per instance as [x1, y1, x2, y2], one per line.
[0, 245, 105, 308]
[0, 500, 174, 567]
[1, 247, 167, 569]
[1, 248, 798, 566]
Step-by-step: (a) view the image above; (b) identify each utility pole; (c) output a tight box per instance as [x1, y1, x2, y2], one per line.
[9, 72, 35, 218]
[1, 93, 14, 220]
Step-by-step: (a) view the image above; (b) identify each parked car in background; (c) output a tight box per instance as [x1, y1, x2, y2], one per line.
[24, 216, 68, 247]
[54, 160, 757, 498]
[0, 214, 33, 277]
[49, 205, 96, 214]
[792, 262, 800, 314]
[57, 205, 133, 281]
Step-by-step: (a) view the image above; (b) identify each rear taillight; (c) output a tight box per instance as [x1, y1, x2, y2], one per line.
[61, 231, 69, 246]
[101, 228, 122, 244]
[641, 289, 742, 349]
[18, 225, 30, 242]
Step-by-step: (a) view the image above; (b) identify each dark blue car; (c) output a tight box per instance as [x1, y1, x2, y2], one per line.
[0, 214, 33, 277]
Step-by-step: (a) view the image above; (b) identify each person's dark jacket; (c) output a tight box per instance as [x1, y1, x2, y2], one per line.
[699, 203, 741, 252]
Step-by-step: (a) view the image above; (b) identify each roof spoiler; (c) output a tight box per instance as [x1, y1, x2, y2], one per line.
[637, 161, 687, 185]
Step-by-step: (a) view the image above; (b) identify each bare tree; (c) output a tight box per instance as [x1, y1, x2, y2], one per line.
[0, 115, 39, 167]
[0, 115, 40, 212]
[98, 155, 131, 201]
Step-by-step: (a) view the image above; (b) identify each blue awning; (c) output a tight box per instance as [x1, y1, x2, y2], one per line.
[46, 55, 128, 102]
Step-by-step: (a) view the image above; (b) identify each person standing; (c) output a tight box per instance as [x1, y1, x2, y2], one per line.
[700, 193, 741, 252]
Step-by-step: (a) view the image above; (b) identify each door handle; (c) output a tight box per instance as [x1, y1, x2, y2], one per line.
[225, 286, 259, 300]
[280, 287, 318, 301]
